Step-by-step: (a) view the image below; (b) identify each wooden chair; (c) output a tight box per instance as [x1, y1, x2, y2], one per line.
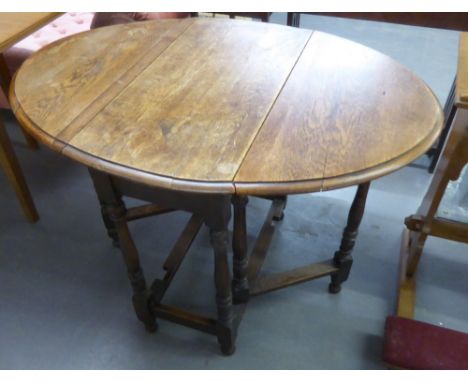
[0, 54, 38, 222]
[383, 33, 468, 369]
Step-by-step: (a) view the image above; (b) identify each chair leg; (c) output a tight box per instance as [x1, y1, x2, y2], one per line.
[406, 108, 468, 277]
[0, 53, 38, 150]
[396, 229, 416, 319]
[0, 117, 38, 222]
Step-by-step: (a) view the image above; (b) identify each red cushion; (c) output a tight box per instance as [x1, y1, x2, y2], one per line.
[383, 316, 468, 369]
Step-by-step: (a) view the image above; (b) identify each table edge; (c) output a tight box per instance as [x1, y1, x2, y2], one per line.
[9, 19, 444, 195]
[0, 12, 63, 52]
[12, 80, 443, 196]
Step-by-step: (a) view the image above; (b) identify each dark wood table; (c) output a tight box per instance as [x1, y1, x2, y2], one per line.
[10, 18, 443, 354]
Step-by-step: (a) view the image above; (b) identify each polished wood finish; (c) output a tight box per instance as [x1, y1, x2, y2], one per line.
[11, 18, 445, 354]
[0, 13, 61, 51]
[90, 168, 237, 354]
[251, 260, 338, 297]
[11, 19, 443, 195]
[405, 215, 468, 244]
[151, 214, 203, 303]
[286, 13, 461, 174]
[235, 32, 441, 194]
[125, 203, 175, 222]
[456, 33, 468, 108]
[329, 182, 370, 293]
[232, 195, 250, 304]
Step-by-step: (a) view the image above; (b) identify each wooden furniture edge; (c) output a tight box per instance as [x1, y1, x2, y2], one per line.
[234, 111, 443, 195]
[9, 18, 444, 196]
[9, 73, 66, 151]
[456, 32, 468, 108]
[0, 13, 63, 52]
[396, 229, 416, 319]
[11, 69, 443, 196]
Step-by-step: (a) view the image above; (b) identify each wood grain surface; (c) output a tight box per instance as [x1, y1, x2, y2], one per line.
[0, 13, 61, 52]
[68, 19, 311, 183]
[11, 18, 443, 194]
[456, 32, 468, 109]
[235, 32, 443, 193]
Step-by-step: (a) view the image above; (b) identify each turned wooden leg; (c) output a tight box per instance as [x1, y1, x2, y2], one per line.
[210, 228, 235, 355]
[232, 195, 249, 304]
[108, 201, 158, 332]
[329, 182, 370, 294]
[89, 170, 157, 332]
[89, 169, 120, 247]
[0, 117, 38, 222]
[0, 54, 38, 150]
[99, 199, 120, 247]
[272, 195, 287, 221]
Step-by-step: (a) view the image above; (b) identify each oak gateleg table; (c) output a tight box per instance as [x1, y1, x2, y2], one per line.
[10, 18, 443, 355]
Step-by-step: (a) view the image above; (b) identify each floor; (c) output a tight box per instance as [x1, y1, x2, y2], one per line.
[0, 13, 467, 369]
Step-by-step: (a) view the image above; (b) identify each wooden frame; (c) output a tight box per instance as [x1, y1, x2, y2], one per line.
[9, 18, 443, 355]
[89, 167, 370, 355]
[396, 108, 468, 317]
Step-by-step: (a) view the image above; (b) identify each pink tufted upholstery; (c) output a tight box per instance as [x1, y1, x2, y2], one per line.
[1, 12, 190, 108]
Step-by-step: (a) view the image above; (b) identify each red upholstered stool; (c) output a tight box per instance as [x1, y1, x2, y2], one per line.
[383, 316, 468, 369]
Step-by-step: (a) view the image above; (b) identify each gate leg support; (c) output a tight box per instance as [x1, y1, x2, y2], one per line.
[211, 229, 235, 355]
[107, 201, 158, 332]
[232, 195, 250, 304]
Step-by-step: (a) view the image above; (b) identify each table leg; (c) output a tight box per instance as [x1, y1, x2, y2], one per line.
[287, 12, 301, 27]
[89, 170, 157, 332]
[89, 169, 120, 247]
[232, 195, 250, 304]
[273, 195, 287, 221]
[210, 228, 235, 355]
[329, 182, 370, 293]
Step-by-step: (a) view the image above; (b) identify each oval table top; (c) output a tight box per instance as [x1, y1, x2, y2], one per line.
[11, 18, 443, 195]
